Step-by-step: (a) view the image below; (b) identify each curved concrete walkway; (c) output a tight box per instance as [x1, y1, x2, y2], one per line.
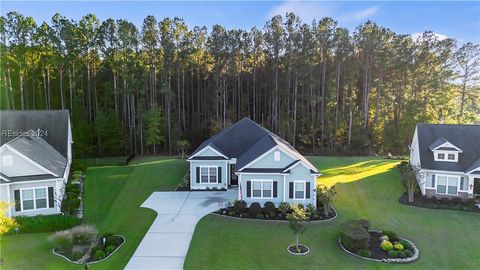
[125, 190, 237, 270]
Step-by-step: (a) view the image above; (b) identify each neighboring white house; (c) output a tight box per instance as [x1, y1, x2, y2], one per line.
[187, 117, 321, 207]
[410, 123, 480, 199]
[0, 110, 72, 217]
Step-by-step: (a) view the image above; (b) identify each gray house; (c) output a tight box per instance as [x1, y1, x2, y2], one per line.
[188, 118, 320, 207]
[0, 110, 72, 217]
[410, 123, 480, 199]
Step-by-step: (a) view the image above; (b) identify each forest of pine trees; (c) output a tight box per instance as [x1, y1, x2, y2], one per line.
[1, 12, 479, 158]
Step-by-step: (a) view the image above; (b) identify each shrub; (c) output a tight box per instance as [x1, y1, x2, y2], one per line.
[105, 235, 123, 247]
[379, 235, 389, 242]
[278, 202, 290, 215]
[106, 245, 116, 254]
[65, 183, 81, 194]
[90, 244, 104, 256]
[382, 230, 399, 242]
[380, 240, 393, 251]
[404, 249, 413, 257]
[358, 249, 371, 257]
[263, 202, 276, 217]
[399, 240, 414, 252]
[340, 220, 370, 253]
[49, 230, 73, 250]
[70, 225, 98, 245]
[233, 200, 247, 214]
[256, 213, 264, 219]
[248, 203, 262, 218]
[93, 249, 106, 261]
[305, 204, 317, 217]
[12, 215, 81, 234]
[70, 250, 84, 261]
[388, 249, 401, 258]
[102, 233, 113, 239]
[394, 243, 404, 250]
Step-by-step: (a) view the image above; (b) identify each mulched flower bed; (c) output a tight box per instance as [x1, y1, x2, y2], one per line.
[287, 244, 310, 255]
[399, 192, 480, 213]
[53, 234, 125, 264]
[215, 204, 336, 221]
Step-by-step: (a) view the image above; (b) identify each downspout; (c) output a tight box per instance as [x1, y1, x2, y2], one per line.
[283, 174, 286, 202]
[7, 184, 12, 217]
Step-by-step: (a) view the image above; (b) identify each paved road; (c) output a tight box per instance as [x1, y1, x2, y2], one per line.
[124, 190, 237, 270]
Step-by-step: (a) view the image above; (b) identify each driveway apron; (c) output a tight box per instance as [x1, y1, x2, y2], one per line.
[124, 190, 237, 270]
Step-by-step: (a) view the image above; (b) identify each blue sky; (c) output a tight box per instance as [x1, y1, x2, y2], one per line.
[2, 1, 479, 43]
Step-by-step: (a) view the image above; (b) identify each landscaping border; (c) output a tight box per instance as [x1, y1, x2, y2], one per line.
[338, 230, 419, 263]
[287, 244, 310, 256]
[398, 193, 480, 213]
[52, 235, 126, 265]
[211, 204, 338, 223]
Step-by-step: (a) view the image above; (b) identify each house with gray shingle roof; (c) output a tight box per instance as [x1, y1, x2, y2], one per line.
[188, 117, 320, 207]
[0, 110, 72, 217]
[410, 123, 480, 199]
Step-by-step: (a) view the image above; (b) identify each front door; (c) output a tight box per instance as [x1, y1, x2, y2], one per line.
[474, 178, 480, 195]
[230, 164, 238, 186]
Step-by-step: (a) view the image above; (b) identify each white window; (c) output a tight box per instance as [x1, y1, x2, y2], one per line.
[436, 175, 458, 195]
[274, 151, 281, 161]
[447, 154, 455, 160]
[199, 166, 218, 183]
[251, 180, 273, 198]
[294, 181, 306, 199]
[437, 153, 445, 160]
[21, 187, 48, 211]
[2, 155, 13, 167]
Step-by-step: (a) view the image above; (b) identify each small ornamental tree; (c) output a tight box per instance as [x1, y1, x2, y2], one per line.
[317, 185, 336, 216]
[175, 140, 190, 158]
[399, 162, 423, 203]
[286, 204, 309, 252]
[0, 201, 17, 234]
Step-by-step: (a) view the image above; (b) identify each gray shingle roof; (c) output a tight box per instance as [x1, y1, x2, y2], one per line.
[416, 124, 480, 173]
[1, 110, 70, 157]
[6, 135, 67, 178]
[190, 117, 319, 174]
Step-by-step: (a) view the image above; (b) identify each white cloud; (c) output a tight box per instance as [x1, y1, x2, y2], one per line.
[411, 32, 449, 42]
[351, 6, 379, 21]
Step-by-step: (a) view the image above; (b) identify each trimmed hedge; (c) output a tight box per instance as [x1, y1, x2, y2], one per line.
[248, 203, 262, 218]
[340, 220, 370, 253]
[11, 214, 81, 234]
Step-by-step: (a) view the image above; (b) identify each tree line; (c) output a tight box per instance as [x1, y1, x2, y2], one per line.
[1, 12, 479, 157]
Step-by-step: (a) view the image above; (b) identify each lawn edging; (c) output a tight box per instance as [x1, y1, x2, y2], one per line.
[338, 230, 419, 264]
[211, 204, 338, 223]
[52, 235, 126, 265]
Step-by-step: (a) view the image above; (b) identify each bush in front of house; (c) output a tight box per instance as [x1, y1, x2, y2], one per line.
[11, 214, 81, 234]
[263, 202, 276, 217]
[340, 220, 370, 253]
[248, 202, 262, 218]
[278, 202, 291, 216]
[233, 200, 247, 214]
[399, 240, 414, 252]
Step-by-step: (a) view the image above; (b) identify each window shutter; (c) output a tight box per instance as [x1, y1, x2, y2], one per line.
[289, 182, 294, 199]
[460, 177, 464, 190]
[273, 181, 278, 197]
[218, 167, 222, 183]
[14, 190, 21, 211]
[246, 181, 251, 198]
[306, 182, 311, 199]
[431, 174, 435, 188]
[196, 167, 200, 183]
[48, 187, 55, 208]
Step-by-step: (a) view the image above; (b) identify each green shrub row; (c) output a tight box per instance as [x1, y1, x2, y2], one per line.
[340, 219, 371, 253]
[11, 214, 81, 234]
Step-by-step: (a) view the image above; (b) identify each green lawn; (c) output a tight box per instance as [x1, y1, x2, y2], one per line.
[0, 157, 188, 270]
[185, 156, 480, 270]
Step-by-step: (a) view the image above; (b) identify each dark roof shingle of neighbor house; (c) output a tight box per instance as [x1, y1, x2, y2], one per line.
[1, 110, 70, 157]
[190, 117, 319, 173]
[416, 123, 480, 173]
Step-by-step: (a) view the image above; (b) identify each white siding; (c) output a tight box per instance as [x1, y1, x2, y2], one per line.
[9, 179, 62, 217]
[0, 147, 47, 177]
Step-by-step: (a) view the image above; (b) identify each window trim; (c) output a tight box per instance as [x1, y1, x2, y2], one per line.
[199, 166, 218, 184]
[293, 180, 306, 200]
[435, 174, 459, 196]
[19, 186, 49, 212]
[250, 179, 274, 199]
[433, 150, 458, 162]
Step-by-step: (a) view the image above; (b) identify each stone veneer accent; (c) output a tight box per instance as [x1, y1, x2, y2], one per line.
[425, 189, 472, 200]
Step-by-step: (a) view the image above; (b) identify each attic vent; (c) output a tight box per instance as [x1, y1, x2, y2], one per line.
[274, 151, 280, 161]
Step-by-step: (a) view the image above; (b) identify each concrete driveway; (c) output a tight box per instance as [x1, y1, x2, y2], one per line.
[124, 190, 237, 270]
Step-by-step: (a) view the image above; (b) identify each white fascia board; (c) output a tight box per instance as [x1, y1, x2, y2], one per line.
[188, 145, 228, 160]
